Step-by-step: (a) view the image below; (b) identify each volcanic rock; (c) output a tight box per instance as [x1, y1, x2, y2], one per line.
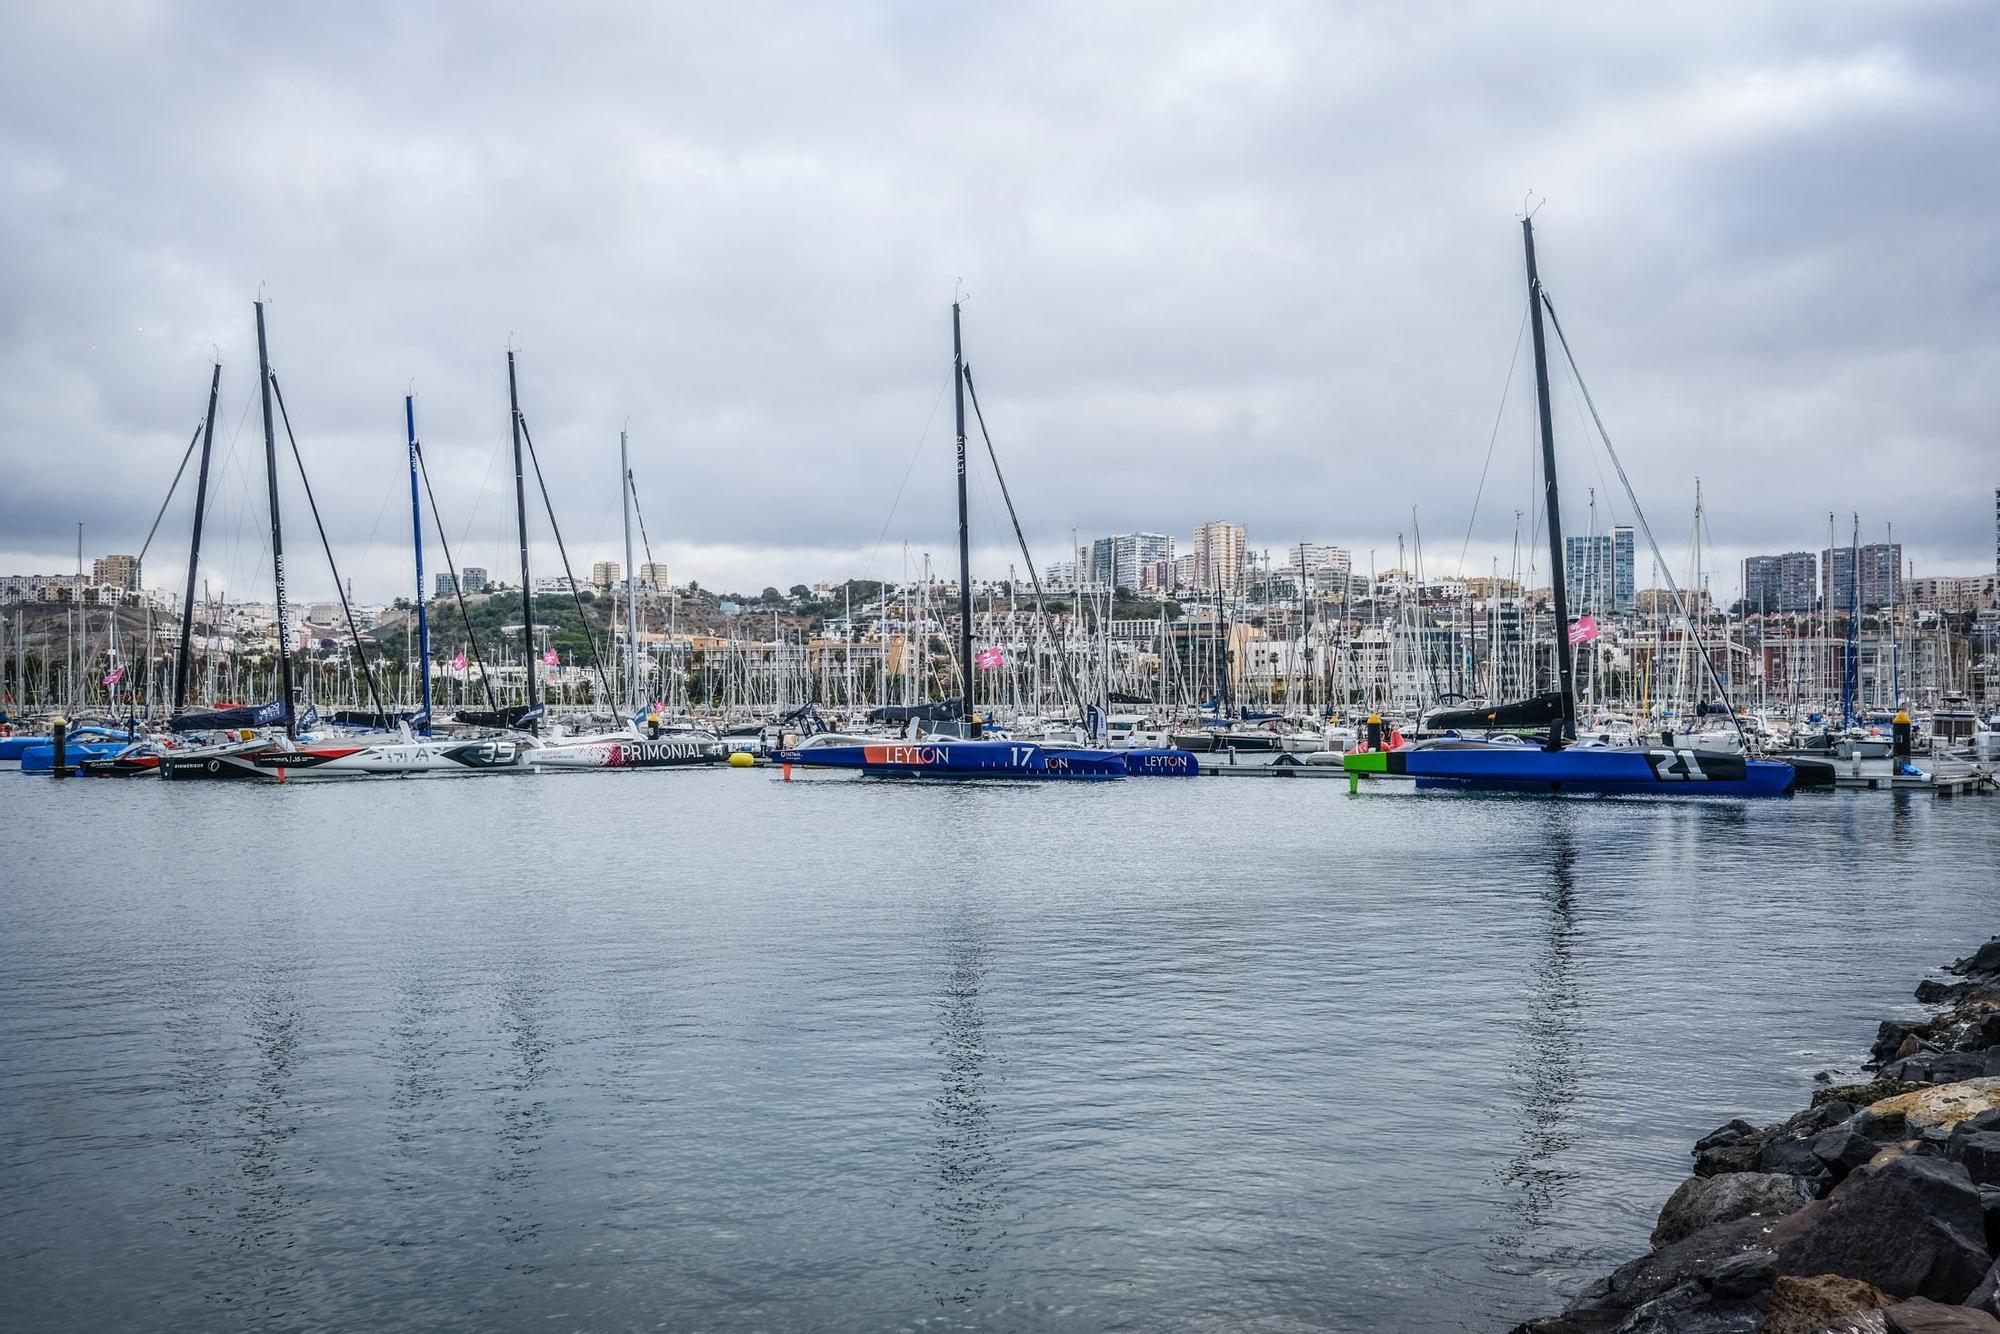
[1760, 1273, 1892, 1334]
[1652, 1174, 1805, 1248]
[1775, 1156, 1991, 1301]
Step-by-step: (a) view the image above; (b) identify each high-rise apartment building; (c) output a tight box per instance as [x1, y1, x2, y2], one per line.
[1823, 543, 1902, 611]
[459, 566, 489, 593]
[1741, 551, 1817, 614]
[1563, 527, 1635, 612]
[434, 572, 457, 598]
[91, 554, 140, 591]
[1088, 533, 1174, 592]
[1191, 521, 1247, 594]
[638, 562, 669, 590]
[591, 561, 621, 592]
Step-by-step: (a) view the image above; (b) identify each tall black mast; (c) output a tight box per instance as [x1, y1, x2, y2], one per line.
[255, 301, 298, 739]
[173, 362, 220, 710]
[1523, 217, 1576, 744]
[953, 301, 973, 725]
[508, 350, 539, 722]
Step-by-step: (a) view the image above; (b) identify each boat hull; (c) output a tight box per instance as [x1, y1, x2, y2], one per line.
[773, 738, 1127, 779]
[1345, 742, 1795, 797]
[19, 739, 139, 772]
[1121, 747, 1201, 776]
[530, 734, 727, 769]
[160, 737, 527, 780]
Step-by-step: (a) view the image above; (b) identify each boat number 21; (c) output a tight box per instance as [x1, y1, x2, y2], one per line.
[1651, 750, 1709, 781]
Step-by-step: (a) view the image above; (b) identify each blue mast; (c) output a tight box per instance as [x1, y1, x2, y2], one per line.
[407, 394, 432, 733]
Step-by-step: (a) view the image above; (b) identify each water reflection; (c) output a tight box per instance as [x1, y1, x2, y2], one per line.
[923, 908, 1004, 1310]
[228, 959, 306, 1314]
[491, 948, 555, 1256]
[1493, 815, 1583, 1258]
[388, 977, 449, 1160]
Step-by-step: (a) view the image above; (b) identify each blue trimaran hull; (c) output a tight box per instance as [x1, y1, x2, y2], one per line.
[772, 738, 1197, 780]
[1364, 741, 1794, 797]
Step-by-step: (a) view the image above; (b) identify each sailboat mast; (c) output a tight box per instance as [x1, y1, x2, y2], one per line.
[406, 394, 431, 730]
[254, 301, 298, 739]
[508, 351, 539, 720]
[953, 301, 973, 725]
[621, 430, 639, 716]
[173, 362, 220, 710]
[1522, 217, 1577, 742]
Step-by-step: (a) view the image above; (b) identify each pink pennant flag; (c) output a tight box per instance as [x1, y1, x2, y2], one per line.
[542, 648, 560, 666]
[101, 665, 125, 688]
[975, 647, 1003, 670]
[450, 651, 467, 672]
[1567, 614, 1599, 646]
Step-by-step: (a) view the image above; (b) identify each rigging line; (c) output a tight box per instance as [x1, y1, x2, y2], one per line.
[137, 420, 204, 565]
[864, 377, 950, 586]
[1538, 290, 1747, 748]
[456, 427, 508, 552]
[416, 442, 499, 713]
[1555, 338, 1625, 530]
[267, 371, 390, 722]
[1456, 301, 1531, 576]
[352, 472, 400, 607]
[516, 413, 617, 708]
[627, 468, 661, 577]
[961, 361, 1088, 719]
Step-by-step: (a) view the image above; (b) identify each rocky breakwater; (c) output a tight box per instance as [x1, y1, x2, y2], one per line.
[1513, 939, 2000, 1334]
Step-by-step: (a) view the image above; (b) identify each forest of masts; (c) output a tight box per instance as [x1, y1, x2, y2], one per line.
[5, 570, 1990, 723]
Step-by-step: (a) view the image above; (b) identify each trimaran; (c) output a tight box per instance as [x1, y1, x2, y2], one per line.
[161, 303, 530, 780]
[1343, 219, 1794, 797]
[773, 301, 1193, 779]
[451, 352, 725, 768]
[161, 319, 726, 779]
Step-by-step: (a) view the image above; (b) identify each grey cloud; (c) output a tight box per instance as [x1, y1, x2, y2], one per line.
[1, 0, 1993, 602]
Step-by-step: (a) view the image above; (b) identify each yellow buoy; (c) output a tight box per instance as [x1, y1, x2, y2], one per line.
[728, 751, 754, 768]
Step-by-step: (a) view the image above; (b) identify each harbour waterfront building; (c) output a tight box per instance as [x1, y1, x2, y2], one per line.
[1822, 542, 1903, 611]
[1909, 574, 1999, 613]
[1192, 521, 1247, 594]
[1741, 551, 1817, 614]
[91, 554, 141, 592]
[1563, 527, 1635, 613]
[1287, 543, 1353, 586]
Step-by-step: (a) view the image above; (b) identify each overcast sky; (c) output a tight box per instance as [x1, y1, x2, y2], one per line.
[2, 1, 1994, 603]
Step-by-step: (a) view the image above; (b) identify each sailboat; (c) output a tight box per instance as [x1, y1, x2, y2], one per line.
[163, 305, 530, 780]
[773, 301, 1132, 779]
[527, 424, 725, 769]
[1344, 219, 1794, 798]
[454, 353, 721, 768]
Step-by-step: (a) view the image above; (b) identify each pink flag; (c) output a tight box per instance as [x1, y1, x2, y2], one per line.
[1567, 614, 1600, 646]
[542, 648, 560, 666]
[450, 651, 467, 672]
[102, 665, 125, 688]
[975, 647, 1003, 670]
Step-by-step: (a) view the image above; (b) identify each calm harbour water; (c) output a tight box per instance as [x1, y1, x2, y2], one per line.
[2, 771, 1996, 1332]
